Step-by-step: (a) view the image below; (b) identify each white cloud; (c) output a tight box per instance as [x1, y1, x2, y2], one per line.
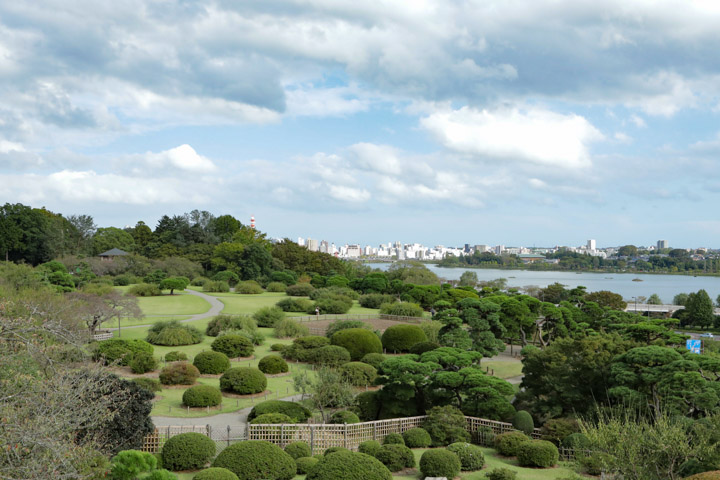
[328, 185, 371, 203]
[144, 144, 216, 173]
[614, 132, 632, 143]
[630, 114, 646, 128]
[347, 143, 403, 175]
[420, 106, 603, 168]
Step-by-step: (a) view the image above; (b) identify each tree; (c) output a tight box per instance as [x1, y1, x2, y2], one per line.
[457, 298, 506, 358]
[309, 367, 355, 422]
[67, 214, 97, 253]
[674, 293, 690, 306]
[159, 276, 190, 295]
[584, 290, 627, 310]
[647, 293, 663, 305]
[91, 227, 135, 256]
[618, 245, 638, 257]
[686, 289, 715, 329]
[212, 214, 242, 242]
[458, 271, 478, 287]
[69, 290, 142, 335]
[237, 243, 273, 280]
[130, 221, 154, 249]
[0, 203, 56, 264]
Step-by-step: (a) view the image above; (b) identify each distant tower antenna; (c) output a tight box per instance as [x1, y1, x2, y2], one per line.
[250, 216, 255, 229]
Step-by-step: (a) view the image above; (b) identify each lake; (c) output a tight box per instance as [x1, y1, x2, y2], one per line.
[367, 263, 720, 304]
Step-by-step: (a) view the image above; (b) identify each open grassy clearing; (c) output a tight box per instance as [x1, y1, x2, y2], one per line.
[103, 315, 192, 328]
[136, 292, 211, 316]
[482, 360, 524, 380]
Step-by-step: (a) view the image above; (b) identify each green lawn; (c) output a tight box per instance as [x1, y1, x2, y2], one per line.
[137, 292, 211, 316]
[216, 292, 289, 315]
[483, 360, 523, 380]
[103, 315, 192, 328]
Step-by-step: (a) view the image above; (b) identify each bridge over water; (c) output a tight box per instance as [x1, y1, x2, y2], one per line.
[624, 303, 720, 315]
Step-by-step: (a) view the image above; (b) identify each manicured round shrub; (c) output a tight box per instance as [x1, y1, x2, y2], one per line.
[360, 353, 386, 369]
[486, 467, 518, 480]
[512, 410, 535, 435]
[183, 385, 222, 407]
[276, 297, 314, 312]
[402, 428, 431, 448]
[381, 324, 427, 353]
[165, 351, 187, 362]
[213, 271, 240, 287]
[374, 444, 415, 472]
[419, 448, 461, 479]
[324, 320, 373, 339]
[312, 298, 352, 314]
[409, 341, 441, 355]
[382, 433, 404, 445]
[219, 367, 267, 394]
[562, 432, 590, 449]
[331, 328, 382, 361]
[284, 441, 311, 460]
[204, 280, 230, 293]
[266, 282, 287, 292]
[235, 280, 263, 294]
[128, 283, 162, 296]
[307, 345, 351, 366]
[159, 362, 200, 385]
[193, 351, 231, 374]
[494, 431, 531, 457]
[248, 400, 311, 423]
[161, 432, 216, 471]
[379, 302, 424, 317]
[130, 352, 158, 374]
[258, 355, 289, 374]
[252, 306, 285, 327]
[95, 339, 153, 366]
[211, 334, 254, 358]
[359, 294, 396, 309]
[329, 410, 360, 424]
[324, 447, 351, 456]
[358, 440, 382, 457]
[517, 440, 559, 468]
[193, 467, 239, 480]
[250, 413, 294, 424]
[212, 440, 296, 480]
[295, 457, 319, 474]
[424, 405, 471, 446]
[270, 343, 286, 352]
[205, 315, 258, 337]
[132, 377, 162, 394]
[286, 283, 315, 296]
[339, 362, 377, 386]
[147, 321, 204, 346]
[306, 451, 392, 480]
[447, 442, 485, 471]
[294, 336, 331, 349]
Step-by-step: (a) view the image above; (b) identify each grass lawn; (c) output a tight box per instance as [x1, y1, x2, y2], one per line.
[137, 292, 211, 316]
[216, 292, 288, 315]
[482, 360, 523, 379]
[103, 315, 192, 328]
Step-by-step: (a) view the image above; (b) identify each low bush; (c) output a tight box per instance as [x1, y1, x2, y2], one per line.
[211, 334, 254, 358]
[579, 453, 609, 476]
[248, 400, 311, 423]
[562, 432, 590, 449]
[190, 276, 210, 287]
[203, 280, 230, 293]
[113, 274, 133, 286]
[159, 362, 200, 385]
[161, 432, 216, 471]
[329, 410, 360, 424]
[540, 417, 579, 446]
[219, 367, 267, 395]
[295, 457, 319, 474]
[270, 343, 286, 352]
[235, 280, 263, 294]
[339, 362, 377, 386]
[206, 315, 257, 337]
[382, 433, 404, 445]
[310, 286, 358, 301]
[358, 440, 382, 457]
[250, 413, 294, 424]
[253, 307, 285, 328]
[312, 298, 352, 315]
[447, 442, 485, 471]
[146, 321, 204, 346]
[193, 351, 231, 374]
[165, 351, 187, 362]
[419, 320, 443, 343]
[294, 335, 330, 349]
[276, 297, 314, 312]
[274, 318, 309, 338]
[132, 377, 162, 394]
[325, 320, 373, 339]
[358, 294, 397, 309]
[192, 467, 239, 480]
[409, 341, 441, 355]
[486, 467, 518, 480]
[324, 447, 351, 456]
[379, 302, 424, 317]
[130, 352, 158, 374]
[402, 428, 431, 448]
[381, 324, 427, 353]
[331, 328, 382, 361]
[212, 440, 296, 480]
[266, 282, 287, 292]
[684, 472, 720, 480]
[213, 271, 240, 287]
[419, 448, 461, 480]
[360, 353, 386, 369]
[307, 345, 351, 366]
[517, 440, 559, 468]
[284, 442, 311, 460]
[286, 283, 315, 296]
[494, 431, 532, 457]
[306, 451, 391, 480]
[424, 405, 471, 446]
[183, 385, 223, 407]
[95, 339, 153, 366]
[355, 391, 380, 421]
[374, 444, 415, 472]
[258, 355, 289, 375]
[128, 283, 162, 297]
[512, 410, 535, 435]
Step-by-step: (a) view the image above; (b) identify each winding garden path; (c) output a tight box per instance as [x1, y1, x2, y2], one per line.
[108, 289, 224, 330]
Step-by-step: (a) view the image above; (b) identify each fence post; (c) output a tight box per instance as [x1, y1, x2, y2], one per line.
[373, 423, 377, 441]
[344, 423, 347, 448]
[310, 425, 315, 456]
[227, 425, 231, 448]
[281, 424, 285, 447]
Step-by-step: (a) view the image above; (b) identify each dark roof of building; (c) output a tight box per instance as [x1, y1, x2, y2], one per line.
[98, 248, 129, 257]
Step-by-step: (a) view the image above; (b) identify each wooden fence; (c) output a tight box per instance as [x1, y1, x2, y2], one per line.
[92, 330, 114, 341]
[142, 425, 209, 453]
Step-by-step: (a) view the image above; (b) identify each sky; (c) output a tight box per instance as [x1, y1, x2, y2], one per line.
[2, 1, 720, 249]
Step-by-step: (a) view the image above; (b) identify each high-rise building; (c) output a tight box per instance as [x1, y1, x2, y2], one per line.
[307, 238, 319, 252]
[319, 240, 329, 253]
[297, 237, 305, 246]
[657, 240, 669, 250]
[587, 239, 596, 251]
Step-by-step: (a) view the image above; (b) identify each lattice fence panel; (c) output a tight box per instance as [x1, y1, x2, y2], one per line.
[141, 425, 209, 453]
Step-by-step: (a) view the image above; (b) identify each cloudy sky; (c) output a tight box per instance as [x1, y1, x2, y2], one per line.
[2, 0, 720, 248]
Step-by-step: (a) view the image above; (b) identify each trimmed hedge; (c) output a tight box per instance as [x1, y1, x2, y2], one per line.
[487, 467, 518, 480]
[358, 440, 382, 457]
[360, 353, 386, 369]
[95, 339, 153, 366]
[130, 352, 158, 374]
[358, 294, 397, 309]
[307, 345, 351, 366]
[182, 385, 222, 407]
[402, 428, 431, 448]
[339, 362, 377, 386]
[273, 318, 309, 339]
[324, 447, 351, 456]
[250, 413, 294, 424]
[331, 328, 382, 361]
[325, 320, 373, 339]
[212, 440, 295, 480]
[512, 410, 535, 435]
[159, 362, 200, 385]
[562, 433, 590, 449]
[146, 321, 204, 346]
[193, 351, 231, 374]
[286, 283, 315, 296]
[235, 280, 263, 294]
[419, 448, 461, 479]
[211, 334, 254, 358]
[276, 297, 314, 313]
[219, 367, 267, 395]
[424, 405, 471, 446]
[329, 410, 360, 424]
[266, 282, 287, 292]
[295, 457, 319, 474]
[161, 432, 216, 471]
[165, 351, 187, 362]
[380, 324, 427, 353]
[192, 467, 239, 480]
[294, 336, 331, 349]
[447, 442, 485, 471]
[409, 341, 441, 355]
[206, 315, 258, 337]
[204, 280, 230, 293]
[258, 355, 289, 374]
[374, 444, 415, 472]
[382, 433, 404, 445]
[284, 442, 311, 460]
[132, 377, 162, 394]
[494, 431, 532, 457]
[379, 302, 424, 317]
[248, 400, 311, 423]
[517, 440, 559, 468]
[306, 451, 392, 480]
[252, 307, 285, 327]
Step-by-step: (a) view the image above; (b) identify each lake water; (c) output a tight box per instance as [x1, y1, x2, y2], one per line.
[367, 263, 720, 304]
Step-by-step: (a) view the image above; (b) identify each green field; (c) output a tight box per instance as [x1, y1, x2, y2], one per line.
[137, 292, 211, 316]
[483, 360, 523, 380]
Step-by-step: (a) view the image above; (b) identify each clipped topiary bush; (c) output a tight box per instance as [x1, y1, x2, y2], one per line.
[95, 339, 153, 366]
[329, 410, 360, 424]
[212, 440, 295, 480]
[339, 362, 377, 386]
[146, 321, 204, 346]
[132, 377, 162, 394]
[374, 444, 415, 472]
[193, 351, 231, 374]
[307, 345, 351, 366]
[205, 315, 257, 337]
[270, 343, 286, 352]
[192, 467, 239, 480]
[331, 328, 382, 361]
[276, 297, 314, 312]
[424, 405, 471, 446]
[235, 280, 263, 294]
[258, 355, 289, 374]
[295, 456, 319, 474]
[517, 440, 559, 468]
[562, 432, 590, 449]
[212, 334, 254, 358]
[380, 324, 427, 353]
[252, 306, 285, 327]
[284, 441, 311, 460]
[294, 336, 331, 349]
[266, 282, 287, 293]
[402, 428, 431, 448]
[306, 451, 392, 480]
[312, 298, 352, 314]
[494, 431, 532, 457]
[325, 320, 373, 339]
[447, 442, 485, 471]
[358, 440, 382, 457]
[204, 280, 230, 293]
[219, 367, 267, 395]
[183, 385, 222, 407]
[130, 352, 158, 374]
[487, 467, 518, 480]
[248, 400, 312, 423]
[165, 351, 187, 362]
[382, 433, 404, 445]
[409, 341, 441, 355]
[273, 318, 309, 339]
[286, 283, 315, 297]
[323, 447, 351, 456]
[213, 271, 240, 287]
[358, 294, 397, 309]
[128, 283, 162, 297]
[161, 432, 216, 471]
[512, 410, 535, 435]
[419, 448, 461, 479]
[360, 353, 386, 369]
[159, 362, 200, 385]
[250, 413, 294, 424]
[379, 302, 424, 318]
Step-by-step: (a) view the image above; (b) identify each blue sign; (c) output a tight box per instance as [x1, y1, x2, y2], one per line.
[687, 339, 701, 354]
